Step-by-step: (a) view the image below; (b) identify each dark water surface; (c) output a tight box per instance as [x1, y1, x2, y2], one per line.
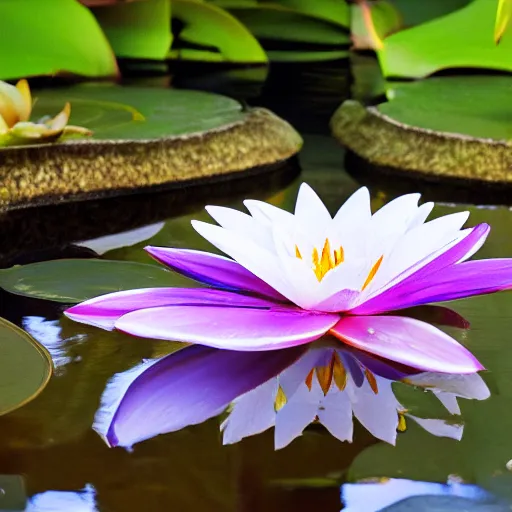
[1, 72, 512, 511]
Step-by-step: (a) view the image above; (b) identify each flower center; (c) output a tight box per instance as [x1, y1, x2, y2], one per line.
[295, 237, 383, 289]
[295, 238, 344, 282]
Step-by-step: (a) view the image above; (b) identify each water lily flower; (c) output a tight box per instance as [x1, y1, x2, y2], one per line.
[94, 330, 489, 449]
[66, 184, 512, 373]
[0, 79, 91, 146]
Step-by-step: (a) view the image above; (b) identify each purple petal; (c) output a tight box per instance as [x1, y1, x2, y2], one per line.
[116, 305, 339, 350]
[145, 247, 285, 300]
[353, 224, 490, 315]
[393, 306, 470, 329]
[357, 258, 512, 314]
[331, 316, 484, 374]
[104, 344, 306, 447]
[65, 288, 276, 330]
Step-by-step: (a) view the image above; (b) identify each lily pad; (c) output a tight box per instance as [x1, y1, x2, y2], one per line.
[0, 85, 302, 210]
[0, 0, 117, 80]
[0, 317, 52, 415]
[331, 77, 512, 185]
[90, 0, 172, 60]
[378, 0, 512, 78]
[169, 0, 267, 63]
[0, 259, 195, 303]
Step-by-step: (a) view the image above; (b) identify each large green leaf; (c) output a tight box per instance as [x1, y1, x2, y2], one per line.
[91, 0, 172, 59]
[0, 0, 117, 80]
[30, 85, 246, 140]
[0, 318, 52, 415]
[267, 0, 350, 27]
[170, 0, 267, 63]
[379, 76, 512, 140]
[0, 259, 193, 303]
[389, 0, 471, 27]
[378, 0, 512, 78]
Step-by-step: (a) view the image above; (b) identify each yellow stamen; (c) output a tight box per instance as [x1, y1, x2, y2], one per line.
[312, 238, 345, 281]
[295, 245, 302, 259]
[365, 368, 379, 394]
[305, 369, 314, 390]
[362, 255, 384, 291]
[397, 412, 407, 432]
[274, 385, 287, 412]
[334, 246, 344, 265]
[332, 351, 347, 391]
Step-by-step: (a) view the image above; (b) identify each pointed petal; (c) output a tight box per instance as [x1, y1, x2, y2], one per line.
[333, 186, 371, 227]
[295, 183, 332, 227]
[352, 223, 490, 314]
[222, 379, 277, 444]
[407, 202, 434, 230]
[102, 344, 305, 447]
[192, 220, 296, 301]
[116, 305, 338, 350]
[65, 288, 276, 330]
[331, 316, 484, 374]
[407, 416, 463, 441]
[243, 199, 294, 225]
[318, 388, 353, 442]
[274, 380, 323, 449]
[349, 376, 400, 445]
[15, 79, 32, 121]
[434, 392, 461, 415]
[145, 247, 285, 300]
[404, 371, 490, 401]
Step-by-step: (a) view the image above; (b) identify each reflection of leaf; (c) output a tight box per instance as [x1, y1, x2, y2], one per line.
[378, 0, 512, 78]
[170, 0, 267, 63]
[0, 317, 52, 416]
[0, 0, 117, 80]
[495, 0, 512, 43]
[91, 0, 172, 59]
[0, 259, 194, 303]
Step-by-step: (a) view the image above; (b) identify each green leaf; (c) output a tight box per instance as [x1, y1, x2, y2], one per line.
[170, 0, 267, 63]
[389, 0, 471, 27]
[0, 317, 52, 415]
[91, 0, 172, 59]
[378, 0, 512, 78]
[267, 0, 350, 28]
[495, 0, 512, 43]
[0, 0, 117, 80]
[30, 84, 246, 140]
[0, 259, 194, 303]
[379, 76, 512, 140]
[218, 2, 350, 45]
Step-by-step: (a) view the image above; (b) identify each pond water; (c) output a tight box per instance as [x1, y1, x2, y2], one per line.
[1, 66, 512, 511]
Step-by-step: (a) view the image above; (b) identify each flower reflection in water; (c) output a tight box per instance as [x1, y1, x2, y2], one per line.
[94, 310, 489, 450]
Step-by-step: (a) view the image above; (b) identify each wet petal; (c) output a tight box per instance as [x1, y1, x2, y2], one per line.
[116, 305, 339, 350]
[331, 316, 484, 374]
[101, 344, 306, 447]
[65, 288, 276, 330]
[221, 379, 277, 444]
[145, 247, 285, 300]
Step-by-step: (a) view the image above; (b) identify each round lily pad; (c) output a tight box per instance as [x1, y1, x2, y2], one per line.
[0, 85, 302, 211]
[330, 77, 512, 187]
[0, 317, 52, 415]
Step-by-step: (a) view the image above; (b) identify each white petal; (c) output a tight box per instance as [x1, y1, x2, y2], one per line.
[294, 183, 332, 246]
[205, 205, 274, 251]
[332, 187, 371, 234]
[434, 392, 461, 415]
[407, 415, 463, 441]
[244, 199, 295, 225]
[221, 379, 277, 444]
[350, 376, 400, 445]
[279, 349, 324, 398]
[318, 388, 353, 442]
[274, 380, 323, 449]
[76, 222, 165, 255]
[191, 220, 295, 300]
[407, 201, 434, 230]
[366, 212, 470, 293]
